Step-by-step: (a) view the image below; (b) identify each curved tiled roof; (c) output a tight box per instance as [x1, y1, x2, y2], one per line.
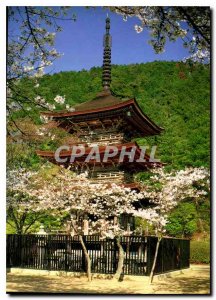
[41, 90, 127, 117]
[73, 90, 124, 111]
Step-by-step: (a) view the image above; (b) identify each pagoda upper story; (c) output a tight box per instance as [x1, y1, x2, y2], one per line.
[41, 17, 163, 142]
[42, 91, 163, 141]
[37, 17, 163, 187]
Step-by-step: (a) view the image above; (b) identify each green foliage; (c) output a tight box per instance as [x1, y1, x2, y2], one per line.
[134, 217, 155, 235]
[6, 214, 67, 234]
[190, 240, 210, 264]
[196, 200, 210, 232]
[27, 214, 68, 233]
[6, 222, 16, 234]
[7, 142, 42, 170]
[39, 127, 73, 151]
[166, 202, 198, 238]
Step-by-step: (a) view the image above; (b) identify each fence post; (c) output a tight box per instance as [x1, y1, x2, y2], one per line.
[179, 239, 182, 270]
[16, 235, 21, 267]
[47, 235, 51, 271]
[20, 234, 24, 267]
[161, 238, 164, 273]
[188, 239, 190, 268]
[146, 236, 151, 275]
[114, 237, 118, 273]
[65, 235, 69, 271]
[6, 234, 16, 268]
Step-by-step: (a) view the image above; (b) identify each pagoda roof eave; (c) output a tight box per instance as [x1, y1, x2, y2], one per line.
[36, 141, 143, 157]
[40, 98, 164, 135]
[40, 99, 135, 118]
[36, 142, 164, 169]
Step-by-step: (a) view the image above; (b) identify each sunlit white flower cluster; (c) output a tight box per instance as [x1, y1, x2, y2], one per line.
[137, 167, 210, 234]
[54, 95, 65, 104]
[134, 25, 143, 33]
[183, 49, 210, 63]
[7, 7, 74, 124]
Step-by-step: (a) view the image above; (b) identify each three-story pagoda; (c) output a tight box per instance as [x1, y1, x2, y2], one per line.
[37, 17, 163, 190]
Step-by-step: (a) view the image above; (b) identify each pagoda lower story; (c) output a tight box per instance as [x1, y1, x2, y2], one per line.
[37, 140, 162, 190]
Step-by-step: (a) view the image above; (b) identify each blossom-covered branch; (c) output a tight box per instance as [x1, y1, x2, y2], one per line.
[108, 6, 210, 62]
[7, 7, 76, 133]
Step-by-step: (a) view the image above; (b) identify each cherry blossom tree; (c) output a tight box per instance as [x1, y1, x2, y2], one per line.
[133, 166, 210, 283]
[7, 167, 93, 280]
[108, 6, 210, 62]
[85, 185, 144, 281]
[7, 165, 144, 281]
[6, 169, 48, 233]
[30, 174, 144, 281]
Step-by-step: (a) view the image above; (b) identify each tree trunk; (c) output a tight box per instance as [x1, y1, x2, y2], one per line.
[79, 235, 92, 281]
[112, 237, 125, 281]
[149, 236, 162, 284]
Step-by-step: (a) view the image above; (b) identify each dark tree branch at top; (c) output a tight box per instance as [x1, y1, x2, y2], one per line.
[25, 7, 47, 56]
[177, 7, 210, 45]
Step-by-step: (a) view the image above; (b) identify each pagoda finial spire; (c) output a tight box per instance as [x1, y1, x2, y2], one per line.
[102, 16, 112, 91]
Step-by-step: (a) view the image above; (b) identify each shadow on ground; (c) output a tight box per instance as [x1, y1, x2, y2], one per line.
[152, 269, 210, 294]
[6, 266, 210, 295]
[6, 274, 148, 294]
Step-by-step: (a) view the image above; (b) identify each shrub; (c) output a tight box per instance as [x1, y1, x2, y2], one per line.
[190, 240, 210, 264]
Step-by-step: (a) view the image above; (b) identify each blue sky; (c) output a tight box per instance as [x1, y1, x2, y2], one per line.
[50, 7, 190, 73]
[9, 6, 191, 73]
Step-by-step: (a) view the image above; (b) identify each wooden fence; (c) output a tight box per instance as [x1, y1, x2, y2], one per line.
[6, 234, 190, 276]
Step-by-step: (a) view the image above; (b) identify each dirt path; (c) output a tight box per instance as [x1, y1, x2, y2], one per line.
[6, 265, 210, 295]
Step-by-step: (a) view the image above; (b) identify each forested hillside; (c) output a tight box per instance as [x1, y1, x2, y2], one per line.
[16, 61, 210, 170]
